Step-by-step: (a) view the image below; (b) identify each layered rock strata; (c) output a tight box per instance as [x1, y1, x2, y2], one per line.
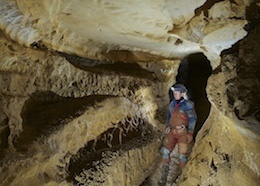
[0, 31, 168, 185]
[0, 0, 259, 186]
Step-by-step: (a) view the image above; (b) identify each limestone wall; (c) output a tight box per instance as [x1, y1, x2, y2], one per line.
[0, 0, 259, 186]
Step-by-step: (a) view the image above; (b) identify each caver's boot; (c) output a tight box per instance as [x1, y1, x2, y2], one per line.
[168, 167, 182, 185]
[158, 164, 169, 186]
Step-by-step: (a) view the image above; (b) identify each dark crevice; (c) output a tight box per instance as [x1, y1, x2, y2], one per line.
[58, 52, 157, 80]
[210, 159, 218, 172]
[67, 120, 156, 184]
[245, 2, 260, 32]
[221, 5, 260, 120]
[195, 0, 225, 17]
[0, 118, 10, 160]
[15, 91, 112, 152]
[175, 53, 212, 136]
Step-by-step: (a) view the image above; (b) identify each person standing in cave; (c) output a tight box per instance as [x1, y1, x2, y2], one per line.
[159, 83, 197, 185]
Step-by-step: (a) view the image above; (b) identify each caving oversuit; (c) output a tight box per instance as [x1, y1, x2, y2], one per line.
[159, 97, 197, 184]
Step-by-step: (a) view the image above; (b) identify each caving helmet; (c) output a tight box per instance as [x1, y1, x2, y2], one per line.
[171, 83, 187, 93]
[169, 83, 188, 101]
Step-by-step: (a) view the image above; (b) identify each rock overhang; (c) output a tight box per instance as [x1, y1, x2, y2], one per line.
[0, 0, 249, 69]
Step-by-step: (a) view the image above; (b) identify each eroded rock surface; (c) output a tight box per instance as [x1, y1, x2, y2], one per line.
[178, 7, 260, 186]
[0, 0, 259, 186]
[0, 0, 248, 68]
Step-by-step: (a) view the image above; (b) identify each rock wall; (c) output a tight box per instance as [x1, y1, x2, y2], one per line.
[179, 106, 260, 186]
[0, 31, 168, 185]
[179, 11, 260, 186]
[0, 0, 259, 186]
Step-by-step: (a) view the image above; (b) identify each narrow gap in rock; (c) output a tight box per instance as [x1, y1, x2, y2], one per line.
[15, 91, 111, 152]
[176, 53, 212, 136]
[58, 52, 156, 79]
[0, 118, 10, 160]
[195, 0, 225, 16]
[67, 119, 154, 184]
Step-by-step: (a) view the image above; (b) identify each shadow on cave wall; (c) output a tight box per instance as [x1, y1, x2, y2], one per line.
[67, 118, 155, 184]
[175, 53, 212, 136]
[0, 118, 10, 160]
[15, 92, 111, 152]
[59, 52, 157, 80]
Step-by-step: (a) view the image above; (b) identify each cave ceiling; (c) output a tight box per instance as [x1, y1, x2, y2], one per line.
[0, 0, 249, 69]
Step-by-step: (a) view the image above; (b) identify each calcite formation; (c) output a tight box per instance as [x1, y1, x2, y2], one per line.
[0, 0, 259, 186]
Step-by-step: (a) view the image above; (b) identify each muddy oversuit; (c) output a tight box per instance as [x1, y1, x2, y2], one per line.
[159, 84, 197, 185]
[162, 103, 190, 168]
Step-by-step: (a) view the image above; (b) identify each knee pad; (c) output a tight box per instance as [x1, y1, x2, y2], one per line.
[179, 153, 187, 162]
[160, 147, 170, 159]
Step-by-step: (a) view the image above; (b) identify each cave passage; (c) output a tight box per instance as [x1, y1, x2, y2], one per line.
[16, 92, 112, 152]
[176, 53, 212, 135]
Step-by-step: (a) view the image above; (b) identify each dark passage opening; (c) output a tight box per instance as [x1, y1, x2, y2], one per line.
[0, 118, 10, 160]
[59, 52, 157, 80]
[176, 53, 212, 136]
[16, 92, 111, 152]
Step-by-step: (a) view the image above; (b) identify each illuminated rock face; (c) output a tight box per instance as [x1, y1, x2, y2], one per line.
[0, 0, 259, 186]
[1, 0, 248, 68]
[178, 17, 260, 186]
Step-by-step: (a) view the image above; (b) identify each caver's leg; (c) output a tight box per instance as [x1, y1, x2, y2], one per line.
[178, 134, 189, 170]
[158, 131, 177, 185]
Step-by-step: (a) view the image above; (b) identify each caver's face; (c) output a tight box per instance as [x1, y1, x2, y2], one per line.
[173, 91, 183, 100]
